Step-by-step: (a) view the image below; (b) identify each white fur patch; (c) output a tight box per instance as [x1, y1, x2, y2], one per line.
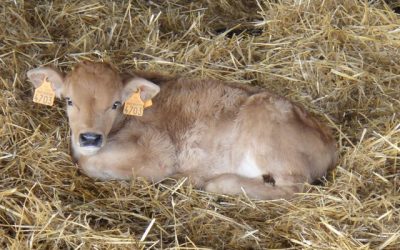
[77, 146, 100, 156]
[237, 152, 262, 178]
[274, 98, 292, 113]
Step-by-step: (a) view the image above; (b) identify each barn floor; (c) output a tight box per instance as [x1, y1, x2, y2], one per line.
[0, 0, 399, 249]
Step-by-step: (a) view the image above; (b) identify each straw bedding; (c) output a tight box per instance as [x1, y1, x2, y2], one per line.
[0, 0, 399, 249]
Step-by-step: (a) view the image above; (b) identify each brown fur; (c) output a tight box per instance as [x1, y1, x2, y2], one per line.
[27, 61, 337, 200]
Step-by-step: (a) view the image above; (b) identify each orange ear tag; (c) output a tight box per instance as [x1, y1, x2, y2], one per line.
[33, 78, 55, 106]
[123, 90, 144, 116]
[143, 99, 152, 108]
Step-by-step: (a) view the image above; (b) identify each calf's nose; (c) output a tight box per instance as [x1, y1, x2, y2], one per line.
[79, 133, 102, 147]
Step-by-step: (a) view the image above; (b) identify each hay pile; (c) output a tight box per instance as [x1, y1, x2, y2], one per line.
[1, 0, 399, 249]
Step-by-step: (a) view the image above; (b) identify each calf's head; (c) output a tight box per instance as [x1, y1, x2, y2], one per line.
[27, 61, 160, 156]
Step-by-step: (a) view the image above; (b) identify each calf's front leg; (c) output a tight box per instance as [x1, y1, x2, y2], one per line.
[78, 140, 176, 182]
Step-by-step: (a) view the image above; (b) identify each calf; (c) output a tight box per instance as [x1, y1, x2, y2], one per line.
[27, 61, 336, 199]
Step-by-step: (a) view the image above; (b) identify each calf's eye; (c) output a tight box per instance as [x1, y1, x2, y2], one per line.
[112, 101, 121, 110]
[66, 97, 73, 106]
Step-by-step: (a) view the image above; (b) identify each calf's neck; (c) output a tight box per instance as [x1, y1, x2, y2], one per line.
[27, 61, 336, 199]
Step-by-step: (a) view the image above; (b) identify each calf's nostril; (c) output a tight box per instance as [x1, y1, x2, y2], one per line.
[79, 133, 103, 147]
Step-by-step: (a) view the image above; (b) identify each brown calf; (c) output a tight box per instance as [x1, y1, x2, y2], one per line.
[27, 61, 336, 199]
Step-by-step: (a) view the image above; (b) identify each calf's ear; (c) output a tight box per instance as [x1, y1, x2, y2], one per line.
[27, 67, 65, 98]
[122, 77, 160, 102]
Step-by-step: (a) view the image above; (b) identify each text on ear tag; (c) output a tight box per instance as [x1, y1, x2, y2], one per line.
[33, 78, 55, 106]
[123, 90, 144, 116]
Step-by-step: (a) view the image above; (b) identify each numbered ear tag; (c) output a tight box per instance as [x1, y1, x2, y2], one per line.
[123, 90, 144, 116]
[33, 78, 55, 106]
